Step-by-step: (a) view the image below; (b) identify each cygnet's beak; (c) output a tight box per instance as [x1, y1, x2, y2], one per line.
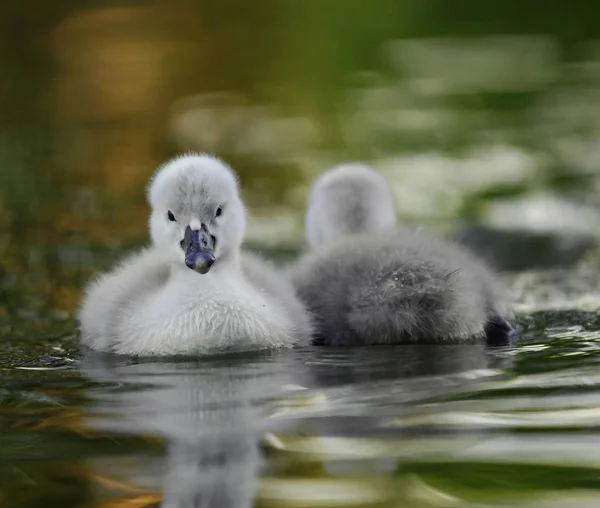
[181, 224, 216, 274]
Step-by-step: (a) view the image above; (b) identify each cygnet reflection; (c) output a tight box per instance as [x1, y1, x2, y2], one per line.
[297, 344, 513, 390]
[80, 349, 300, 508]
[79, 344, 514, 506]
[286, 344, 516, 480]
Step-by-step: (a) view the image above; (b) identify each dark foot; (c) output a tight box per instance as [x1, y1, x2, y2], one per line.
[485, 315, 519, 346]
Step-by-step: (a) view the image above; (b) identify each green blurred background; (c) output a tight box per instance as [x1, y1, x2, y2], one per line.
[3, 0, 600, 317]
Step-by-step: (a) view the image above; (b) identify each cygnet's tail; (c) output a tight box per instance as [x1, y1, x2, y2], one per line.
[346, 264, 487, 343]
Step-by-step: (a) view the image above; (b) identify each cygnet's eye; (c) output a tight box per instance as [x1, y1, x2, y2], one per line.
[167, 210, 176, 222]
[215, 206, 223, 218]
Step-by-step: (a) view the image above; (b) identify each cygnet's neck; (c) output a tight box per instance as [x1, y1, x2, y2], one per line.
[212, 248, 242, 274]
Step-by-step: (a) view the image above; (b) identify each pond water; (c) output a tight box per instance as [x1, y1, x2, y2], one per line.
[4, 312, 600, 507]
[4, 1, 600, 507]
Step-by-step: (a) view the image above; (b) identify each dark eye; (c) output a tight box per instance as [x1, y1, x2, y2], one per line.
[167, 210, 176, 222]
[215, 206, 223, 218]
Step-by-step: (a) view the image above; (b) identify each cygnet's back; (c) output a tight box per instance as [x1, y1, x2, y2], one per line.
[290, 163, 515, 346]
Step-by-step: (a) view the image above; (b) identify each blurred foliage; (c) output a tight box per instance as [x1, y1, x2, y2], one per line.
[1, 0, 600, 317]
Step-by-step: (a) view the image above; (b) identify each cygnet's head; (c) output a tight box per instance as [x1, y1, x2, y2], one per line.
[305, 163, 397, 249]
[148, 154, 246, 273]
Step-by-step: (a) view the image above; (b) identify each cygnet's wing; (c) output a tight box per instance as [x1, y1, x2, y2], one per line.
[241, 250, 314, 344]
[78, 248, 171, 351]
[403, 229, 513, 320]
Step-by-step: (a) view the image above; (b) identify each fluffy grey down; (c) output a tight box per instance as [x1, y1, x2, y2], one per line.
[290, 228, 513, 345]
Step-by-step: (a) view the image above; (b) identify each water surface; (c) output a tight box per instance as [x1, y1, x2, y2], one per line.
[4, 318, 600, 507]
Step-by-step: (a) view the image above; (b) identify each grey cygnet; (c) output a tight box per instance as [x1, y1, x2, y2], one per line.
[288, 163, 516, 346]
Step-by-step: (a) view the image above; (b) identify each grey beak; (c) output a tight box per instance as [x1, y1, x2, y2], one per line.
[182, 224, 216, 274]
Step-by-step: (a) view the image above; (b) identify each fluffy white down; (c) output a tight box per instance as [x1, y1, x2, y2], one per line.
[78, 153, 312, 355]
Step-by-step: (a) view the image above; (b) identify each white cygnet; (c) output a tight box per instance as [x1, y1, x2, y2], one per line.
[79, 153, 313, 356]
[289, 163, 515, 346]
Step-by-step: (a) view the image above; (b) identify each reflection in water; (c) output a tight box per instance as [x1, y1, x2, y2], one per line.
[277, 346, 512, 446]
[80, 350, 299, 508]
[298, 345, 512, 389]
[5, 328, 600, 506]
[76, 344, 511, 507]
